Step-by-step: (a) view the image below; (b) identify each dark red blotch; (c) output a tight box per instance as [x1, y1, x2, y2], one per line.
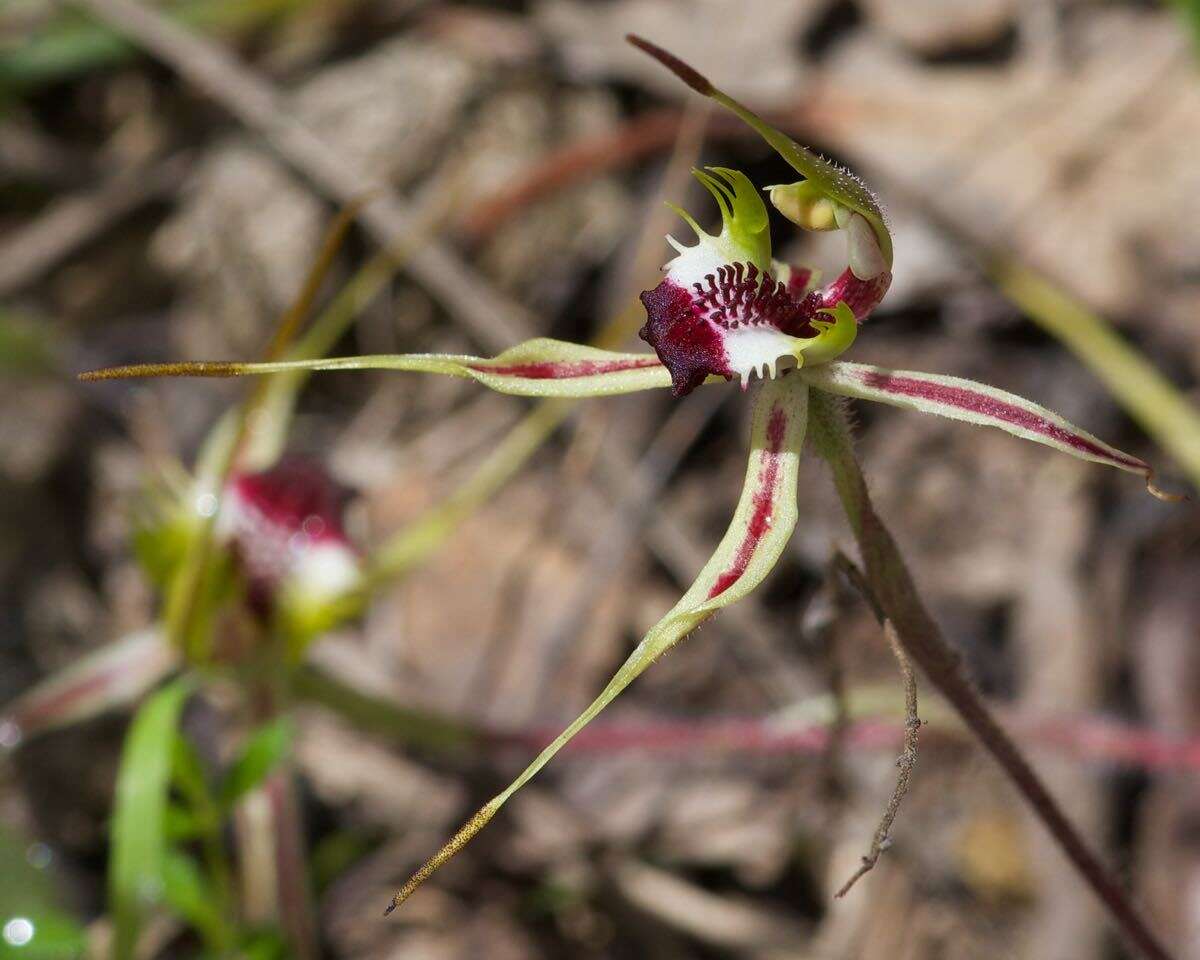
[639, 280, 730, 396]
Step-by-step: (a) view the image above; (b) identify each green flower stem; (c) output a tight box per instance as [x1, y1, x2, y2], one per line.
[807, 388, 1173, 960]
[170, 740, 237, 954]
[290, 665, 480, 754]
[989, 255, 1200, 491]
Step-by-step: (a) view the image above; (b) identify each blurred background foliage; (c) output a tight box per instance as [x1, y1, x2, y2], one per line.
[2, 1, 1200, 958]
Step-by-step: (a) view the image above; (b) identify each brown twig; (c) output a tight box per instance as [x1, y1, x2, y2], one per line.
[460, 110, 761, 242]
[807, 389, 1173, 960]
[501, 711, 1200, 774]
[459, 109, 826, 242]
[834, 619, 920, 898]
[72, 0, 529, 351]
[0, 152, 188, 298]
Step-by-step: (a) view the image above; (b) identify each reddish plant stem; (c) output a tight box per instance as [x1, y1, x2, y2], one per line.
[293, 657, 1200, 773]
[499, 713, 1200, 774]
[459, 109, 826, 241]
[807, 389, 1172, 960]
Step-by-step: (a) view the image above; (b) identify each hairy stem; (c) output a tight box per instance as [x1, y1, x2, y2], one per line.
[834, 618, 919, 898]
[807, 388, 1172, 960]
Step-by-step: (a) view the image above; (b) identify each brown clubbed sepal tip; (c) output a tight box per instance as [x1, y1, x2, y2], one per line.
[383, 803, 498, 917]
[78, 361, 242, 381]
[1144, 469, 1188, 503]
[626, 35, 713, 96]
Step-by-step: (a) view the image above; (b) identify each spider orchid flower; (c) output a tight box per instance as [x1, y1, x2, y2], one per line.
[79, 36, 1173, 912]
[0, 458, 362, 746]
[146, 455, 364, 651]
[219, 458, 363, 641]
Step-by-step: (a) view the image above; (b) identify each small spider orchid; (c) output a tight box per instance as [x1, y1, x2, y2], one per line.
[219, 458, 362, 638]
[80, 36, 1171, 911]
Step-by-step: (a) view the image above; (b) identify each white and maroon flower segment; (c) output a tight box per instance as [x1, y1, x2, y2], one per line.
[801, 362, 1156, 483]
[220, 459, 360, 619]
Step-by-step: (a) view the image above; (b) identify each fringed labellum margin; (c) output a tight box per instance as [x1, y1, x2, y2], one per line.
[638, 167, 889, 396]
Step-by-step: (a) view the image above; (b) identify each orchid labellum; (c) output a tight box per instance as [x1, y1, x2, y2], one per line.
[81, 36, 1171, 913]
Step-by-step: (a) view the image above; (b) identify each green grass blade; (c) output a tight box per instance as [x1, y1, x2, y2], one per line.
[108, 679, 191, 960]
[160, 850, 225, 950]
[219, 718, 294, 809]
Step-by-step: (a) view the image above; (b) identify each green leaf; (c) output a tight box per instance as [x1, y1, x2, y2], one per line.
[161, 850, 224, 948]
[0, 913, 86, 960]
[219, 718, 294, 810]
[162, 803, 204, 843]
[238, 929, 289, 960]
[108, 679, 191, 960]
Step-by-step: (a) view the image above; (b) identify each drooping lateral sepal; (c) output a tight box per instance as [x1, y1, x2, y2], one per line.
[800, 360, 1161, 487]
[0, 628, 178, 744]
[386, 375, 809, 912]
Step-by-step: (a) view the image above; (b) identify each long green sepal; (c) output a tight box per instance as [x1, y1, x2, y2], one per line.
[800, 360, 1177, 498]
[80, 338, 675, 398]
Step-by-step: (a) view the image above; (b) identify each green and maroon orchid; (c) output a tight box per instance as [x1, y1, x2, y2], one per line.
[78, 36, 1172, 912]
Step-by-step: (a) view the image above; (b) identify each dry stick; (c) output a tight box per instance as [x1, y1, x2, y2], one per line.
[0, 152, 188, 297]
[72, 0, 527, 352]
[834, 619, 919, 898]
[461, 110, 805, 242]
[807, 389, 1173, 960]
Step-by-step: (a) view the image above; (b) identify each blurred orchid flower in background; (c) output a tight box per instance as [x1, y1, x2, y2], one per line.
[71, 35, 1173, 916]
